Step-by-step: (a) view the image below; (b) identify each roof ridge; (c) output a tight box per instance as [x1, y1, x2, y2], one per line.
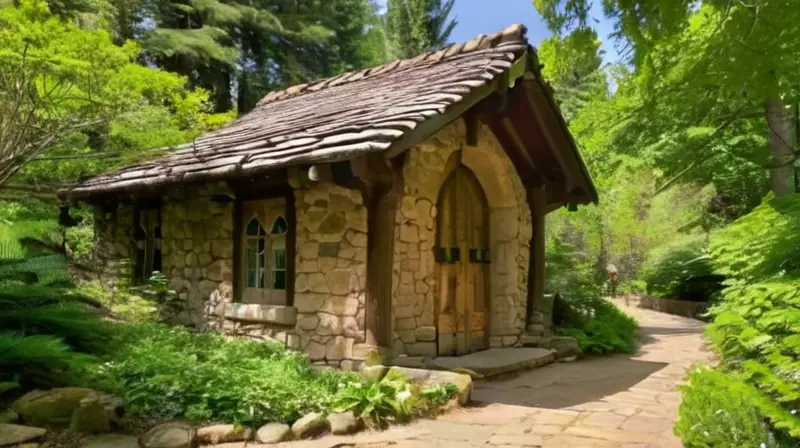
[255, 24, 529, 108]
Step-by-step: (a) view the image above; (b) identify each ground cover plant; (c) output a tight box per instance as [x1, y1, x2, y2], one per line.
[553, 295, 638, 355]
[87, 322, 354, 427]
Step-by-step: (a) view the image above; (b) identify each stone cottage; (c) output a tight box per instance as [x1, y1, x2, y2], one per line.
[60, 24, 597, 369]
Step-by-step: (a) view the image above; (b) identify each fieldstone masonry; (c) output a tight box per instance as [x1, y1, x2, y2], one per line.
[90, 120, 536, 368]
[293, 182, 369, 369]
[392, 121, 533, 355]
[91, 203, 135, 286]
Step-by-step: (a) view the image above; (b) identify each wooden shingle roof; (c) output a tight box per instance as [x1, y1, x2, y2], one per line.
[63, 24, 595, 204]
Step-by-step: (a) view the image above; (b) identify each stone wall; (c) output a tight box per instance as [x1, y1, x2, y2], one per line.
[160, 182, 236, 328]
[293, 182, 368, 370]
[91, 203, 135, 286]
[391, 120, 532, 355]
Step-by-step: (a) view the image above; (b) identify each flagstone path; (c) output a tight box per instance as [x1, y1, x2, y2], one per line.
[276, 304, 712, 448]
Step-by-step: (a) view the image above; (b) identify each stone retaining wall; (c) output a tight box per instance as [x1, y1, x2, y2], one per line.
[616, 294, 708, 319]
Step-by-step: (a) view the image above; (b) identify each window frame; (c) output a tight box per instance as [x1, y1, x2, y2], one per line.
[132, 202, 162, 284]
[233, 189, 295, 306]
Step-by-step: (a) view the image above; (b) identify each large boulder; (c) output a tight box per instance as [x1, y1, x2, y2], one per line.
[327, 412, 360, 435]
[195, 424, 251, 444]
[139, 421, 195, 448]
[0, 410, 18, 424]
[548, 336, 581, 359]
[359, 365, 388, 383]
[383, 366, 472, 405]
[0, 423, 46, 446]
[255, 423, 291, 443]
[291, 412, 328, 439]
[12, 388, 123, 428]
[70, 398, 111, 434]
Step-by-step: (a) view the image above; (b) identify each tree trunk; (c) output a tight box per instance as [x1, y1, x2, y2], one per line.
[764, 98, 796, 196]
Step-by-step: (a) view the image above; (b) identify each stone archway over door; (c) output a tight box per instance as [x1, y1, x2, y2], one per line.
[435, 165, 490, 356]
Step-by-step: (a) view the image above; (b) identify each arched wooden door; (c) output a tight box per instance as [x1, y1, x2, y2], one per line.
[435, 165, 490, 356]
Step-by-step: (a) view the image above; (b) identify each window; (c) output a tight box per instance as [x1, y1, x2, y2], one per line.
[270, 217, 288, 290]
[239, 197, 291, 305]
[134, 206, 162, 282]
[244, 218, 266, 288]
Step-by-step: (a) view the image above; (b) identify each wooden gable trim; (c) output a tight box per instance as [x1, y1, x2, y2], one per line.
[383, 52, 530, 160]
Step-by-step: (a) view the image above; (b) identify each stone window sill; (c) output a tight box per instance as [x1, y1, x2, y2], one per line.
[215, 303, 297, 326]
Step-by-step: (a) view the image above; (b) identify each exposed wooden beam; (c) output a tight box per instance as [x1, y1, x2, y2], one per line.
[527, 185, 547, 326]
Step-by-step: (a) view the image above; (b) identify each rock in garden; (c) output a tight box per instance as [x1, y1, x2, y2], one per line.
[70, 398, 111, 434]
[12, 388, 123, 428]
[426, 370, 473, 405]
[0, 423, 46, 446]
[359, 365, 388, 383]
[327, 412, 360, 435]
[80, 434, 139, 448]
[139, 421, 195, 448]
[196, 424, 252, 444]
[0, 409, 18, 424]
[291, 412, 329, 439]
[255, 423, 291, 443]
[548, 336, 581, 359]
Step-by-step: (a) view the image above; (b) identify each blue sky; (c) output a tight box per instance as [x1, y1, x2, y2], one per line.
[375, 0, 622, 65]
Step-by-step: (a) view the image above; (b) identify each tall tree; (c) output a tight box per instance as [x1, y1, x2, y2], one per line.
[0, 0, 211, 188]
[538, 27, 607, 122]
[385, 0, 457, 59]
[533, 0, 799, 196]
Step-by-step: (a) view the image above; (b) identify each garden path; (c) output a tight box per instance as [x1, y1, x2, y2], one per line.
[279, 305, 713, 447]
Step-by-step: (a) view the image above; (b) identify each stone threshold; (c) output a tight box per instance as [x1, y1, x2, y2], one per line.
[391, 347, 557, 379]
[213, 303, 297, 327]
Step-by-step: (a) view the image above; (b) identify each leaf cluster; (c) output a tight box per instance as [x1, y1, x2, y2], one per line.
[87, 322, 354, 426]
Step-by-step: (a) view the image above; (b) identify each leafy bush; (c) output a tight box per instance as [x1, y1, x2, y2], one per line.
[88, 323, 353, 426]
[334, 380, 414, 427]
[554, 296, 638, 354]
[676, 194, 800, 444]
[545, 236, 602, 298]
[0, 286, 112, 389]
[333, 374, 458, 427]
[641, 234, 724, 301]
[675, 367, 795, 447]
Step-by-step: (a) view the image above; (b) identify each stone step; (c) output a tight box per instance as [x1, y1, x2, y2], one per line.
[421, 347, 557, 379]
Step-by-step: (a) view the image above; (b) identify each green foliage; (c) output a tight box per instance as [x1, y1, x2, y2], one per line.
[676, 194, 800, 443]
[675, 367, 795, 448]
[0, 286, 112, 389]
[334, 379, 414, 426]
[554, 296, 638, 354]
[642, 234, 724, 301]
[538, 27, 607, 122]
[710, 194, 800, 283]
[88, 323, 353, 426]
[385, 0, 456, 59]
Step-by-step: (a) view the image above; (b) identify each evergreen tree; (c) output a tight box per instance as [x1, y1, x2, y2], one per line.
[385, 0, 457, 59]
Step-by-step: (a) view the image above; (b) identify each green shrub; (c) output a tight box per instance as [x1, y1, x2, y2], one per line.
[676, 194, 800, 444]
[333, 374, 458, 427]
[675, 367, 794, 447]
[88, 323, 354, 426]
[641, 234, 724, 301]
[554, 296, 638, 354]
[0, 286, 112, 389]
[334, 379, 414, 427]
